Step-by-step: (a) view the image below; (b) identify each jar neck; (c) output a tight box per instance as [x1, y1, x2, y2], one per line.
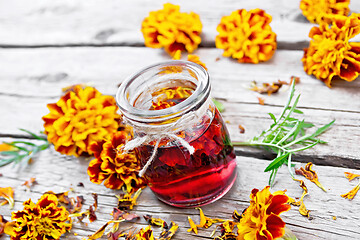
[116, 60, 210, 128]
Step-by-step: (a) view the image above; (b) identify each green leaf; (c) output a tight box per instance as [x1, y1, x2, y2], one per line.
[0, 151, 19, 156]
[212, 98, 225, 113]
[293, 109, 304, 114]
[268, 113, 277, 123]
[19, 128, 47, 141]
[264, 152, 290, 172]
[309, 120, 335, 139]
[11, 141, 37, 146]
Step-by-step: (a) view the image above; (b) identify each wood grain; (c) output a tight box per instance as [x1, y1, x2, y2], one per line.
[0, 47, 359, 168]
[0, 0, 359, 48]
[1, 144, 360, 240]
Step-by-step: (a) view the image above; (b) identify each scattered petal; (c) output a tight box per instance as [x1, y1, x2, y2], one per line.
[144, 215, 168, 229]
[238, 125, 245, 134]
[291, 179, 311, 218]
[22, 177, 37, 189]
[295, 162, 327, 192]
[257, 97, 265, 105]
[344, 172, 360, 181]
[135, 225, 155, 240]
[116, 188, 142, 210]
[88, 222, 109, 240]
[0, 187, 14, 209]
[159, 221, 178, 240]
[187, 216, 198, 234]
[341, 181, 360, 200]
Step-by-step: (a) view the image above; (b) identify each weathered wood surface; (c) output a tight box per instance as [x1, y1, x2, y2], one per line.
[1, 0, 360, 240]
[0, 0, 359, 48]
[1, 145, 360, 240]
[0, 47, 359, 168]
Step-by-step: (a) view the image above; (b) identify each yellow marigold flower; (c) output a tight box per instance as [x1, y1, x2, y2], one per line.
[42, 85, 120, 157]
[237, 186, 291, 240]
[87, 131, 147, 193]
[300, 0, 350, 24]
[215, 9, 277, 64]
[141, 3, 202, 56]
[8, 194, 72, 240]
[302, 13, 360, 87]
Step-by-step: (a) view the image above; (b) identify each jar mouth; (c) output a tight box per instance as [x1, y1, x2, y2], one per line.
[116, 60, 210, 124]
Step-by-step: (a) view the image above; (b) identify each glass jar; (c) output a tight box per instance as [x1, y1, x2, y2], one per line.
[116, 60, 237, 207]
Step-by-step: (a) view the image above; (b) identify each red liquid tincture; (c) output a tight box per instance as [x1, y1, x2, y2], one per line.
[117, 61, 237, 207]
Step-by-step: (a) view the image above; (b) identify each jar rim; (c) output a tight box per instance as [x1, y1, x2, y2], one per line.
[116, 60, 210, 124]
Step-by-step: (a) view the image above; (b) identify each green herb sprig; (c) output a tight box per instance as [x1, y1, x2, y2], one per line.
[233, 81, 334, 186]
[0, 129, 49, 167]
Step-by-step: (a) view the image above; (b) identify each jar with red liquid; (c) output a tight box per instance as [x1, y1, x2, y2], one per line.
[116, 61, 237, 207]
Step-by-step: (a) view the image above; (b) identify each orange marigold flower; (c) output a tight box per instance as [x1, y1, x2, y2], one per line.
[8, 194, 72, 240]
[141, 3, 202, 56]
[42, 85, 120, 157]
[300, 0, 350, 24]
[215, 9, 277, 64]
[302, 13, 360, 87]
[87, 131, 147, 193]
[237, 186, 291, 240]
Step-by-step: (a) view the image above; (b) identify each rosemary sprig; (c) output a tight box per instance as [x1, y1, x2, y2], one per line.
[0, 129, 49, 167]
[232, 81, 334, 186]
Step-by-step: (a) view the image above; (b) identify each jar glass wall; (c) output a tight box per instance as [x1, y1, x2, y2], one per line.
[116, 60, 237, 207]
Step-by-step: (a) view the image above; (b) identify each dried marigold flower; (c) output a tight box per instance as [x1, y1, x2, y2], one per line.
[215, 9, 277, 64]
[141, 3, 202, 56]
[302, 13, 360, 87]
[237, 186, 290, 240]
[8, 194, 72, 240]
[300, 0, 350, 24]
[87, 131, 147, 193]
[42, 85, 121, 157]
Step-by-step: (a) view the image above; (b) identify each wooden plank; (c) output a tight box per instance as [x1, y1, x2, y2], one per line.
[0, 47, 359, 167]
[0, 47, 359, 110]
[0, 0, 359, 48]
[1, 146, 360, 239]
